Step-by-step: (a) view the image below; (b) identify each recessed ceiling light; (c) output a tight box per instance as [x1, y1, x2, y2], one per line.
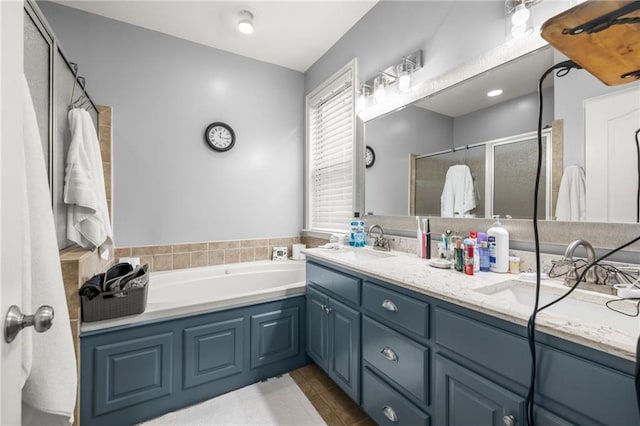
[238, 10, 254, 35]
[487, 89, 503, 97]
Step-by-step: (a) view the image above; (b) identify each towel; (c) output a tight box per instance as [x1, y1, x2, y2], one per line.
[555, 165, 586, 221]
[64, 107, 112, 259]
[441, 164, 476, 217]
[22, 75, 77, 424]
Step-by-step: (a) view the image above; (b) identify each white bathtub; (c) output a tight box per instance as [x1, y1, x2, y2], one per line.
[81, 260, 306, 333]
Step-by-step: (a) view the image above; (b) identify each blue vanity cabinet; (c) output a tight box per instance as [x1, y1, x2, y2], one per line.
[306, 261, 361, 403]
[306, 258, 640, 426]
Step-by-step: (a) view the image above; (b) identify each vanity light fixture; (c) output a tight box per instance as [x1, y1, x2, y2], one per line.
[359, 50, 423, 107]
[487, 89, 504, 97]
[237, 10, 254, 34]
[506, 0, 540, 39]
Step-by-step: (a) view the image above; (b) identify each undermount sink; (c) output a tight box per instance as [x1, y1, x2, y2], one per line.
[328, 247, 395, 262]
[475, 279, 640, 336]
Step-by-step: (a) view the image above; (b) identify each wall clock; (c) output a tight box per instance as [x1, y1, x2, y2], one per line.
[205, 122, 235, 152]
[365, 145, 376, 168]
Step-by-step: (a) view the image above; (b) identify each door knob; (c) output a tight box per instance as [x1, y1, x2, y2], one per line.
[4, 305, 54, 343]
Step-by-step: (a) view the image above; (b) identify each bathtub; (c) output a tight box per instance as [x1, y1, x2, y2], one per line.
[80, 260, 306, 332]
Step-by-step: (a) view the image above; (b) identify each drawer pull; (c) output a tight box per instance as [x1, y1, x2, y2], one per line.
[381, 347, 399, 362]
[381, 299, 398, 312]
[322, 305, 332, 314]
[382, 405, 398, 422]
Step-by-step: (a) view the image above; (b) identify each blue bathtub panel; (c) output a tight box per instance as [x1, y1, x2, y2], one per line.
[94, 332, 173, 416]
[183, 317, 244, 389]
[250, 307, 299, 368]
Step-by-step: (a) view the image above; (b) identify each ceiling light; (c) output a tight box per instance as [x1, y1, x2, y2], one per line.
[487, 89, 503, 97]
[237, 10, 254, 35]
[397, 59, 416, 92]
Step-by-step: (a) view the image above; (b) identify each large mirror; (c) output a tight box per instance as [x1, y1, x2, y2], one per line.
[363, 45, 640, 223]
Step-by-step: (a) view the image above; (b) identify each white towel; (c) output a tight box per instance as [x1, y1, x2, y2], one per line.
[441, 164, 476, 217]
[64, 108, 112, 259]
[555, 165, 586, 221]
[22, 75, 77, 424]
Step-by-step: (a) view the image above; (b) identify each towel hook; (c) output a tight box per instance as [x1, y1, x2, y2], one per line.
[69, 63, 90, 110]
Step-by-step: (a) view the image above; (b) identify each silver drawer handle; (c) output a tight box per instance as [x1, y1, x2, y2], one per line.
[502, 415, 516, 426]
[381, 347, 399, 362]
[322, 305, 332, 314]
[382, 405, 398, 422]
[381, 299, 398, 312]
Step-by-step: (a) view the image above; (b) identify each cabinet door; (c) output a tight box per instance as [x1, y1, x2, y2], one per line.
[435, 355, 524, 426]
[307, 287, 329, 370]
[328, 297, 361, 403]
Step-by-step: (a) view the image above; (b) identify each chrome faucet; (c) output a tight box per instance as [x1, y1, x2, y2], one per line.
[367, 224, 391, 252]
[562, 239, 598, 284]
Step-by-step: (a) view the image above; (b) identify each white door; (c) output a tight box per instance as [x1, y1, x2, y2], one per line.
[0, 1, 25, 424]
[585, 86, 640, 223]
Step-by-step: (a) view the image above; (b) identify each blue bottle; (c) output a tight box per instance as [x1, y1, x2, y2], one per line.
[349, 212, 361, 246]
[479, 241, 490, 272]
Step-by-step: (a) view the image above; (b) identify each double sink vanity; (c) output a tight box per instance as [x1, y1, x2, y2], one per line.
[303, 246, 639, 425]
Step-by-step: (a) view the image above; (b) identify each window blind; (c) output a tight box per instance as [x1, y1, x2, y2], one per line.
[308, 68, 355, 232]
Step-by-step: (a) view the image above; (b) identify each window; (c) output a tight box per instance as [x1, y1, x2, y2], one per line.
[306, 61, 356, 232]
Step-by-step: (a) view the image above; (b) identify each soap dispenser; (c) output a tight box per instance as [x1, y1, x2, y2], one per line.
[487, 215, 509, 273]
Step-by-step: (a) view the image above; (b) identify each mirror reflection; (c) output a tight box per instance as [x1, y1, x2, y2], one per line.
[363, 46, 640, 223]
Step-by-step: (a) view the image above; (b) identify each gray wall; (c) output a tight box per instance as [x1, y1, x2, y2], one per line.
[554, 51, 640, 169]
[454, 87, 554, 147]
[305, 1, 507, 96]
[39, 2, 304, 247]
[365, 105, 452, 216]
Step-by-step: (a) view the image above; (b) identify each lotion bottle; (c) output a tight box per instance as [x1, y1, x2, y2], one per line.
[487, 215, 509, 273]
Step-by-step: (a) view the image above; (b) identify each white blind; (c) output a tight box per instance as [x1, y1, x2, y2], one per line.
[308, 69, 354, 232]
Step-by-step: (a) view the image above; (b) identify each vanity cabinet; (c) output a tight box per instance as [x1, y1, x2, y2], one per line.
[306, 263, 361, 403]
[305, 258, 640, 426]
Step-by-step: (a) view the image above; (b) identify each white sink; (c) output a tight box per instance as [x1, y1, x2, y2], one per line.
[475, 279, 640, 336]
[328, 247, 395, 262]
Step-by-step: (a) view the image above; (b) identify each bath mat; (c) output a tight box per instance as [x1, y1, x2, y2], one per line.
[140, 373, 326, 426]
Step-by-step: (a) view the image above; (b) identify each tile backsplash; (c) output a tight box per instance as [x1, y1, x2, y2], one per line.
[115, 236, 302, 272]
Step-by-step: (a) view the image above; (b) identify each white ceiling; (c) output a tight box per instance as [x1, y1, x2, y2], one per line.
[415, 47, 555, 117]
[51, 0, 378, 72]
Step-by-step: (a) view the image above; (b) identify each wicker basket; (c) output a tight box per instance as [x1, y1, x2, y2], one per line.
[80, 284, 148, 323]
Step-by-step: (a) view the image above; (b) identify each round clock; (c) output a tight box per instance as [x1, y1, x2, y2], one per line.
[205, 122, 236, 152]
[365, 145, 376, 168]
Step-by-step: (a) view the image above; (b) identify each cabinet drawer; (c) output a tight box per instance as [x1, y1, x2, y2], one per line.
[362, 368, 429, 426]
[307, 262, 361, 305]
[363, 282, 429, 338]
[363, 317, 429, 404]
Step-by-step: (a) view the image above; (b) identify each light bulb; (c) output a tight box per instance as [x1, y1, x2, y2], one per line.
[487, 89, 503, 97]
[373, 76, 386, 103]
[398, 74, 411, 92]
[511, 3, 530, 26]
[238, 10, 254, 34]
[357, 93, 367, 111]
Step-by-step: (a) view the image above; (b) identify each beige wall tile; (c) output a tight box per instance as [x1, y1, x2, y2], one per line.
[139, 255, 153, 271]
[209, 241, 240, 250]
[99, 127, 111, 159]
[153, 254, 172, 271]
[97, 105, 112, 127]
[269, 237, 301, 246]
[61, 262, 80, 321]
[132, 245, 172, 256]
[301, 236, 329, 248]
[241, 238, 270, 248]
[173, 253, 190, 270]
[254, 246, 269, 261]
[208, 250, 225, 266]
[191, 251, 207, 267]
[114, 247, 132, 258]
[225, 249, 240, 264]
[172, 243, 208, 253]
[240, 247, 255, 262]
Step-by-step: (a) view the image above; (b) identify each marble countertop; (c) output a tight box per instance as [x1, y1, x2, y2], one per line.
[303, 246, 640, 361]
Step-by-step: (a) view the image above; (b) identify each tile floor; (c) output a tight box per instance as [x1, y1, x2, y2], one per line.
[289, 364, 374, 426]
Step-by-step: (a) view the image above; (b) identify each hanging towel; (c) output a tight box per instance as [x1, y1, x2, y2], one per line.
[21, 75, 77, 425]
[555, 165, 586, 221]
[64, 107, 112, 259]
[441, 164, 476, 217]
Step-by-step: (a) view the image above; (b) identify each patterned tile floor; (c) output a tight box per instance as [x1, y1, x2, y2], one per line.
[289, 364, 374, 426]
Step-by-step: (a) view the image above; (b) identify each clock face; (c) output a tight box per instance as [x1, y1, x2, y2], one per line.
[365, 145, 375, 168]
[205, 122, 235, 152]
